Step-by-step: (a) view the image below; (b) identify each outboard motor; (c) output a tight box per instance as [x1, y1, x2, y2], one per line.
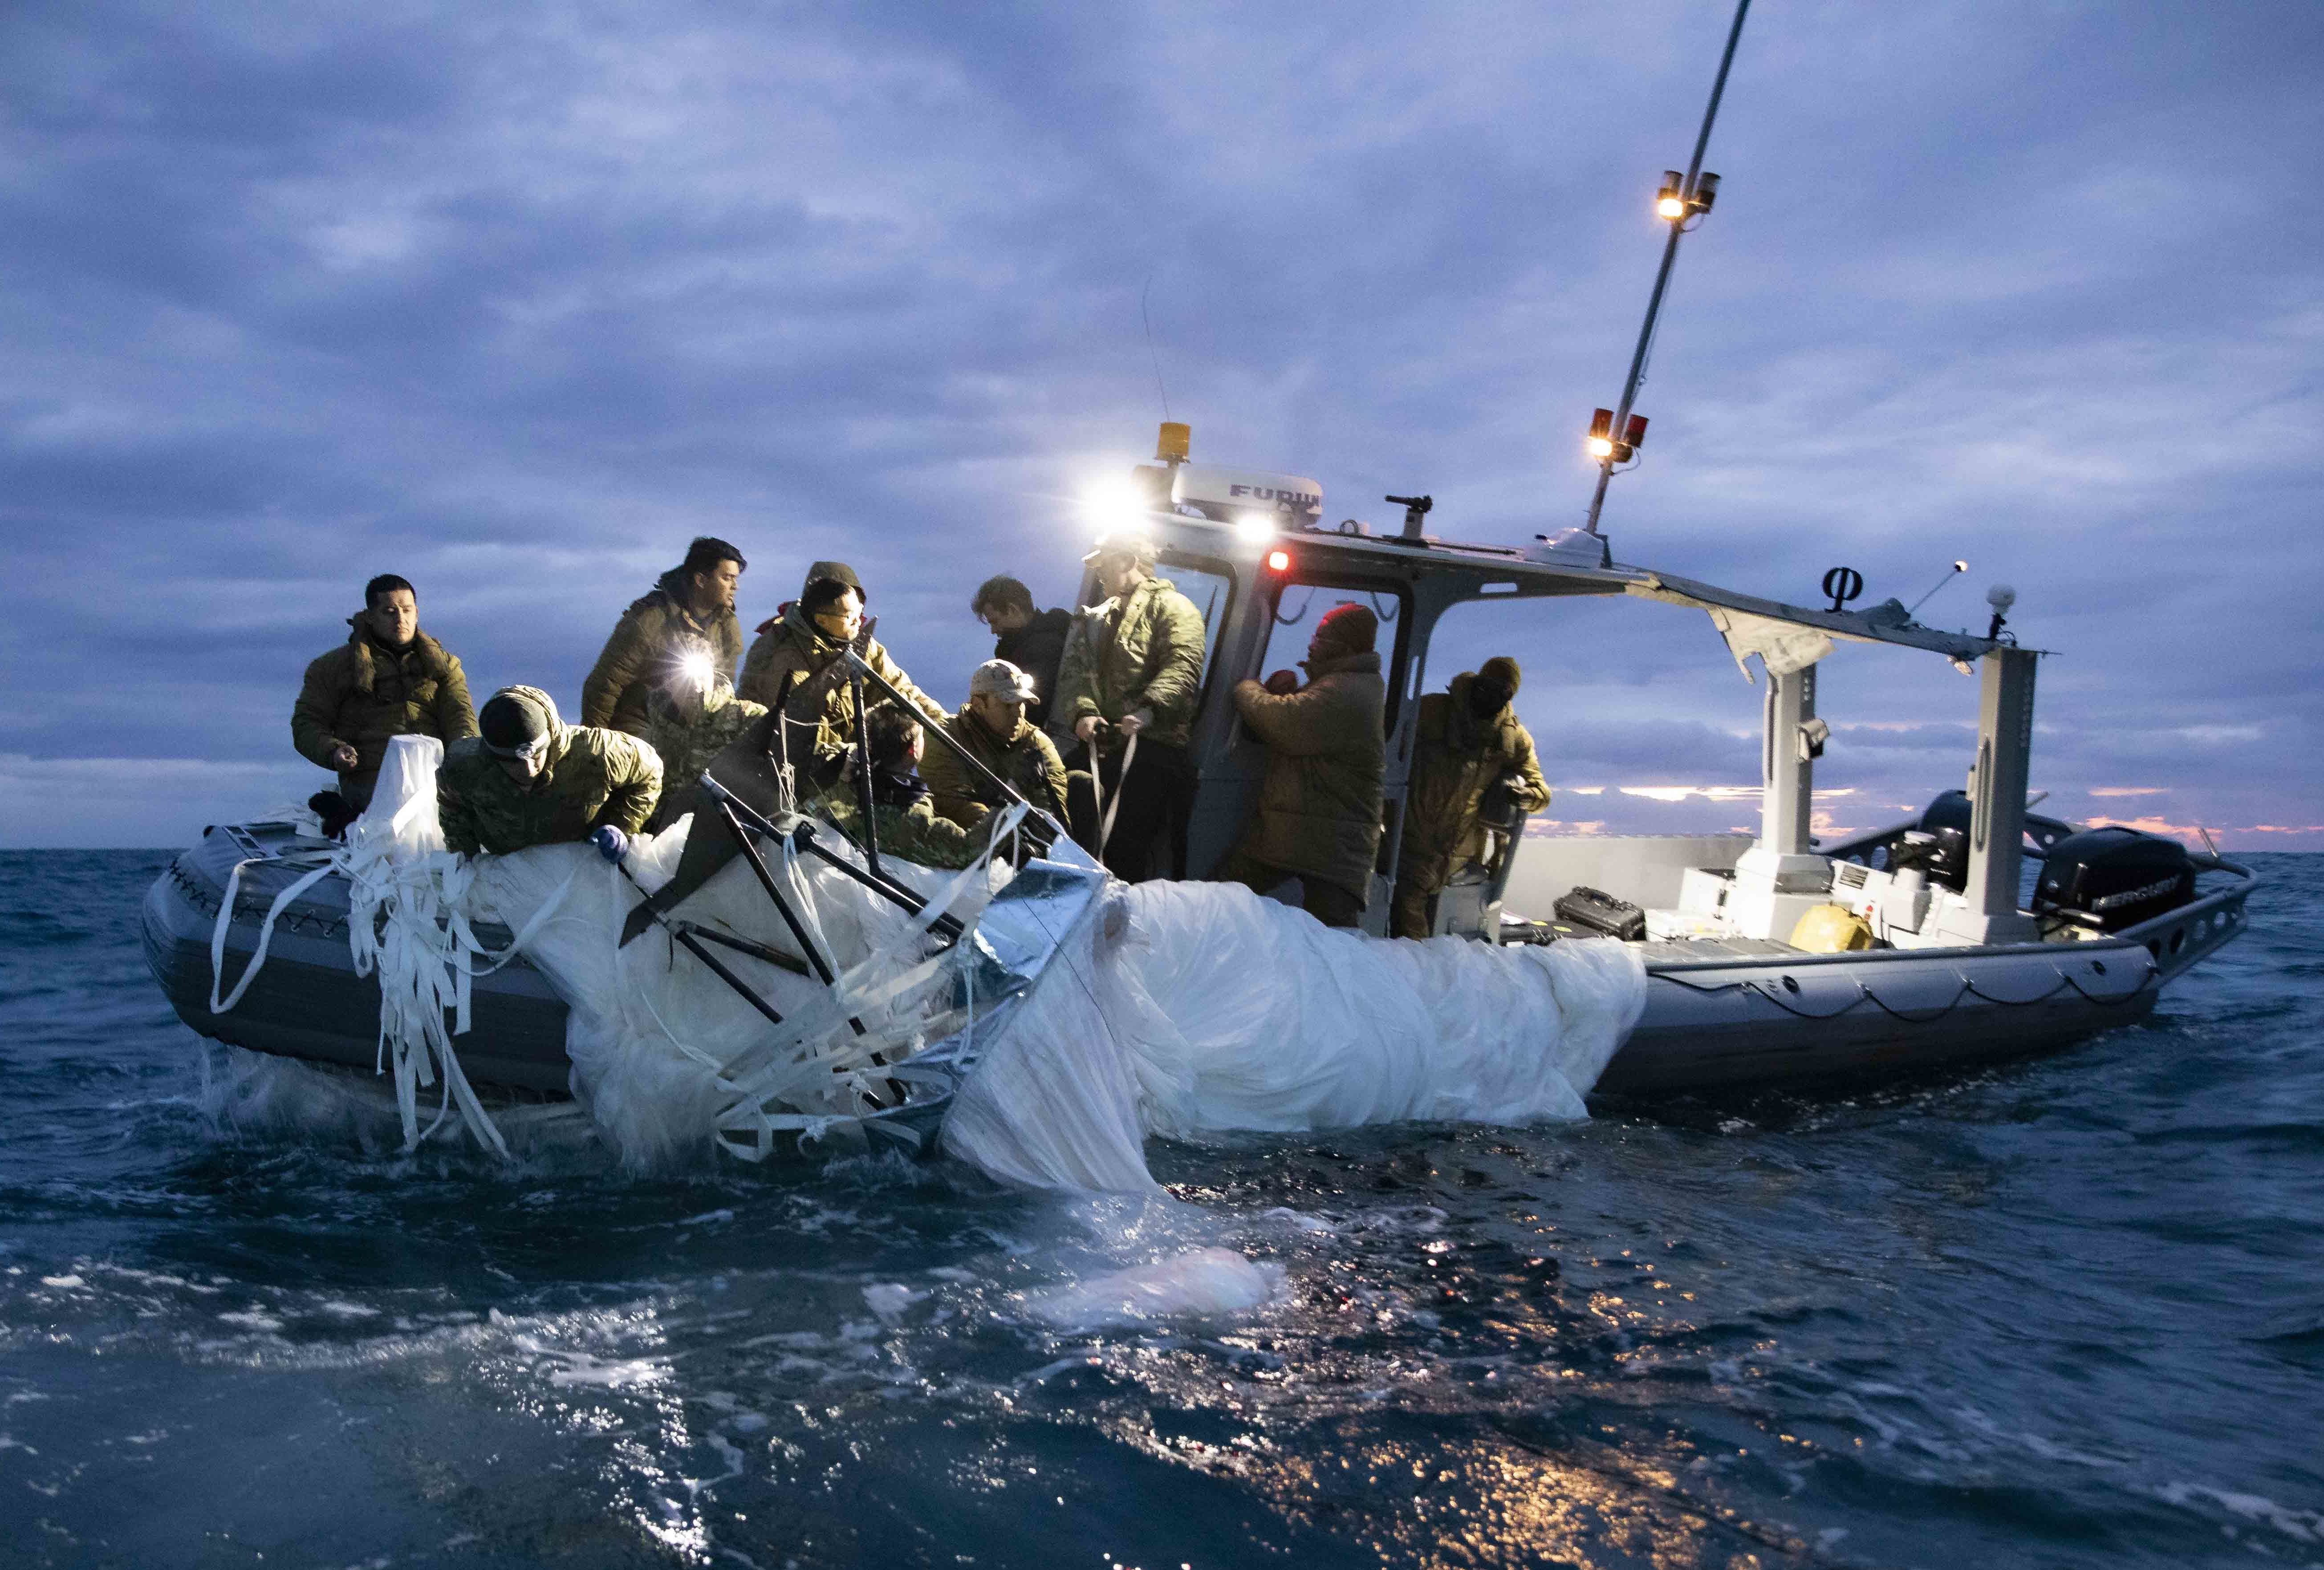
[2032, 826, 2196, 934]
[1893, 792, 1972, 890]
[1899, 789, 2080, 892]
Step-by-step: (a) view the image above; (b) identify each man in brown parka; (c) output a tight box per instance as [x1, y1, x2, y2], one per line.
[292, 573, 477, 811]
[1391, 656, 1551, 939]
[1212, 602, 1387, 929]
[580, 537, 747, 738]
[736, 561, 947, 776]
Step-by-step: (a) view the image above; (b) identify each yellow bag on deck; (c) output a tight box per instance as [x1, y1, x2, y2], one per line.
[1790, 903, 1876, 953]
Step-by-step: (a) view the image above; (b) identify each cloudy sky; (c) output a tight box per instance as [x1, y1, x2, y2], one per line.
[3, 0, 2318, 850]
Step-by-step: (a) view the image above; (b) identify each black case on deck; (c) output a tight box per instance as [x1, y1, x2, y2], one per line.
[1552, 885, 1646, 941]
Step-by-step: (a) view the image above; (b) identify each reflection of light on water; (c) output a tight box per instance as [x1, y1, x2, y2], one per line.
[497, 1305, 724, 1566]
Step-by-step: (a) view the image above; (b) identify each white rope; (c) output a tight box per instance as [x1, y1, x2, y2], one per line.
[1085, 732, 1137, 858]
[207, 852, 336, 1014]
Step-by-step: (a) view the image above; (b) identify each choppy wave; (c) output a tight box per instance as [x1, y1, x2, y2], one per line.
[3, 851, 2320, 1567]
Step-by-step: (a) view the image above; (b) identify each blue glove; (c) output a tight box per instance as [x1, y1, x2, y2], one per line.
[590, 825, 630, 864]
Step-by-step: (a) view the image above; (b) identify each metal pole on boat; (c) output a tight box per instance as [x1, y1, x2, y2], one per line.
[847, 662, 883, 879]
[1584, 0, 1752, 536]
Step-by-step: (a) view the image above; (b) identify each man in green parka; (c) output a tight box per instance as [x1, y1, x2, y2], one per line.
[293, 573, 477, 813]
[1212, 603, 1386, 928]
[1391, 656, 1552, 939]
[737, 561, 947, 779]
[921, 659, 1070, 829]
[1051, 533, 1207, 881]
[438, 686, 664, 859]
[580, 537, 748, 738]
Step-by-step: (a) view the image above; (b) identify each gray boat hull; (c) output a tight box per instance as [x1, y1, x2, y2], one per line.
[141, 820, 2247, 1115]
[141, 823, 573, 1095]
[1603, 936, 2159, 1095]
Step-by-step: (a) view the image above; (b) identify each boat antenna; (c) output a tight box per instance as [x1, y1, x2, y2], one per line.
[1582, 0, 1753, 537]
[1141, 269, 1171, 421]
[1907, 560, 1971, 618]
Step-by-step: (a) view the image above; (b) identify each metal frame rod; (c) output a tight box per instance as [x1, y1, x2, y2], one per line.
[844, 650, 1069, 846]
[698, 774, 966, 941]
[671, 921, 810, 978]
[846, 661, 883, 879]
[1585, 0, 1752, 536]
[613, 860, 787, 1028]
[713, 798, 867, 1035]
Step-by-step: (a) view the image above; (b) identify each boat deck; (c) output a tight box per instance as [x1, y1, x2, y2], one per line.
[1635, 936, 1800, 964]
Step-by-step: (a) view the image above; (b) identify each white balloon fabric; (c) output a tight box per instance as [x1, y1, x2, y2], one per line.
[346, 742, 1647, 1185]
[942, 880, 1646, 1191]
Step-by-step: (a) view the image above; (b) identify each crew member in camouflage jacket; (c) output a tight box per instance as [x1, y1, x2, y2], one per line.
[921, 660, 1070, 829]
[438, 686, 664, 857]
[737, 562, 947, 770]
[292, 573, 477, 811]
[809, 703, 994, 872]
[580, 537, 747, 737]
[1051, 533, 1207, 880]
[636, 659, 769, 834]
[1391, 657, 1551, 939]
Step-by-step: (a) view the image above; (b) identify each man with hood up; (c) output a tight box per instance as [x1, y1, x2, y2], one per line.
[1391, 656, 1551, 939]
[293, 573, 477, 815]
[1051, 532, 1207, 881]
[438, 686, 665, 859]
[736, 561, 947, 774]
[581, 537, 747, 737]
[1211, 602, 1387, 929]
[921, 659, 1071, 829]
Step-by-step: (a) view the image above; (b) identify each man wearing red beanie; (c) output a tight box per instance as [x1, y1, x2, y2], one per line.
[1211, 601, 1386, 928]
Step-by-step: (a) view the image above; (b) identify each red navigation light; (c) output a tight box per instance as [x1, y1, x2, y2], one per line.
[1587, 407, 1616, 460]
[1266, 549, 1291, 573]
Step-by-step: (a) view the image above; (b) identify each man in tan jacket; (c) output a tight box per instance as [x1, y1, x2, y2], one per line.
[1212, 602, 1386, 928]
[580, 537, 747, 738]
[292, 573, 476, 813]
[737, 561, 947, 782]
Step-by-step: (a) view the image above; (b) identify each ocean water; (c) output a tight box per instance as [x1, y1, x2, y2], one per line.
[2, 850, 2319, 1569]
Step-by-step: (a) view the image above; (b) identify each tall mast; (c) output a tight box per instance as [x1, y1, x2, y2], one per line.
[1583, 0, 1753, 536]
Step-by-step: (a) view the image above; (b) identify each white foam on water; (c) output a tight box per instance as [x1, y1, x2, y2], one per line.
[1022, 1246, 1285, 1330]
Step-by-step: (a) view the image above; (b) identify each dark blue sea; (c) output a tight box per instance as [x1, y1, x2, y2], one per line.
[2, 850, 2319, 1569]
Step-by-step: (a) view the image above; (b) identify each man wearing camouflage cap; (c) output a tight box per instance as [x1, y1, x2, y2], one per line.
[437, 686, 664, 860]
[1051, 531, 1207, 880]
[922, 659, 1071, 829]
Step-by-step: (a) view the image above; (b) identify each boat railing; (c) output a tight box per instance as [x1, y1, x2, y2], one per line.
[2111, 853, 2259, 984]
[1818, 818, 1922, 867]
